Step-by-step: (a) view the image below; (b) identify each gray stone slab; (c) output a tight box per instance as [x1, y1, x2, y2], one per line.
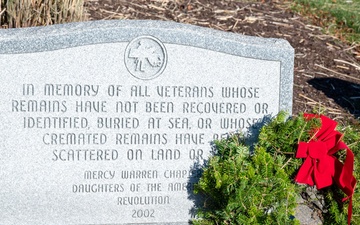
[0, 20, 294, 224]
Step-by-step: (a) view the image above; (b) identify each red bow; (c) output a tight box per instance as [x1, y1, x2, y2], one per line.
[295, 114, 356, 225]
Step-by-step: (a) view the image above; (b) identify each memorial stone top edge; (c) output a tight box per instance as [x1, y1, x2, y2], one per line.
[0, 20, 294, 58]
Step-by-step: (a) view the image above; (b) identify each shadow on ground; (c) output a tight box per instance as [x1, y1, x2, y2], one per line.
[308, 78, 360, 118]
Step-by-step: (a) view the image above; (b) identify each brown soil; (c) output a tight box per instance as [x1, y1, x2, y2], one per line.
[84, 0, 360, 125]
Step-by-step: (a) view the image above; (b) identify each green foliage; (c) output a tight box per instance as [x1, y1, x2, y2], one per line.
[292, 0, 360, 43]
[321, 124, 360, 224]
[193, 134, 299, 224]
[194, 112, 359, 224]
[257, 111, 320, 177]
[342, 125, 360, 186]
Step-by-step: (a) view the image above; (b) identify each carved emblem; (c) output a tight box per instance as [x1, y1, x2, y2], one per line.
[125, 36, 167, 80]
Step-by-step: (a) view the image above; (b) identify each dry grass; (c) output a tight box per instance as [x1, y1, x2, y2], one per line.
[1, 0, 86, 28]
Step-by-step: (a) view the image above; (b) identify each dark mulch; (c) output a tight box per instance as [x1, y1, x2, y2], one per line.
[85, 0, 360, 125]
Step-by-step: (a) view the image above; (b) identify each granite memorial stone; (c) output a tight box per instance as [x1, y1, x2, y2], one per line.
[0, 20, 294, 224]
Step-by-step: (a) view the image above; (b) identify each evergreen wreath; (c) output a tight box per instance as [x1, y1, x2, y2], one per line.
[193, 112, 359, 225]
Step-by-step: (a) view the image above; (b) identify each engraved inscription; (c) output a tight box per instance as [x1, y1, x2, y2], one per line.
[6, 82, 279, 223]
